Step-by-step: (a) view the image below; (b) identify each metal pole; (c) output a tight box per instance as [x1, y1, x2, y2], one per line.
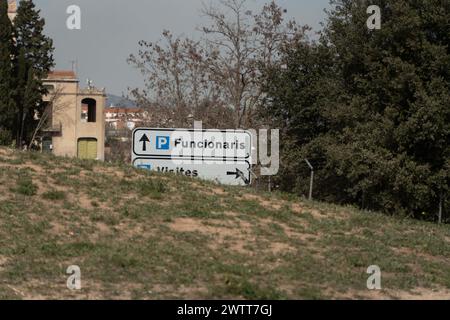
[438, 194, 443, 224]
[305, 159, 314, 201]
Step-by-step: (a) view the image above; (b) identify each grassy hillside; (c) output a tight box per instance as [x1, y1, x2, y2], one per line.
[0, 147, 449, 300]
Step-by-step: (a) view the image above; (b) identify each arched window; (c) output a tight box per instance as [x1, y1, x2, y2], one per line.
[81, 98, 97, 123]
[44, 84, 55, 93]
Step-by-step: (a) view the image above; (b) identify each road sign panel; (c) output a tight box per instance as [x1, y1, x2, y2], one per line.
[132, 128, 253, 186]
[132, 128, 252, 160]
[133, 158, 251, 186]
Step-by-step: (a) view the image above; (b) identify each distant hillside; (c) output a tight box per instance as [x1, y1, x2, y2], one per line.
[106, 94, 136, 108]
[0, 147, 449, 300]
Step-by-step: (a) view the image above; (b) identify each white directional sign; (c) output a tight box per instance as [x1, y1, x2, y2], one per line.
[133, 128, 252, 160]
[131, 128, 252, 186]
[133, 158, 251, 186]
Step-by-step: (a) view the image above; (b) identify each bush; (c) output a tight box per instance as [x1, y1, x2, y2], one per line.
[0, 128, 12, 146]
[136, 178, 167, 199]
[42, 190, 66, 201]
[13, 173, 38, 196]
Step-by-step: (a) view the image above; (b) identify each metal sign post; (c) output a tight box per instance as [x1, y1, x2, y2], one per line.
[305, 159, 314, 201]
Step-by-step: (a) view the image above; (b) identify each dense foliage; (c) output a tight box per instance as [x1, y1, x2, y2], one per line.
[261, 0, 449, 221]
[0, 0, 15, 145]
[0, 0, 54, 147]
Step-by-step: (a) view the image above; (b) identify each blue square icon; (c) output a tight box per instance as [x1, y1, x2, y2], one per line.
[137, 164, 152, 170]
[156, 136, 170, 150]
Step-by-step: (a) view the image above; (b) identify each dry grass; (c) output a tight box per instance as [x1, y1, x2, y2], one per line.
[0, 147, 449, 300]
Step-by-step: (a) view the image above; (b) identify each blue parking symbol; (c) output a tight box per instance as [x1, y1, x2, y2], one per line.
[156, 136, 170, 150]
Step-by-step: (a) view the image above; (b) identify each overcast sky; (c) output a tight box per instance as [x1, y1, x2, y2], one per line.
[34, 0, 331, 96]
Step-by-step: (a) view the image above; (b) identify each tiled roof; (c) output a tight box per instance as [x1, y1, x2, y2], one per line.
[47, 70, 77, 80]
[105, 107, 144, 113]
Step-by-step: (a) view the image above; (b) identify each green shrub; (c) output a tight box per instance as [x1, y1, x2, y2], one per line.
[13, 173, 38, 196]
[136, 179, 167, 199]
[0, 128, 12, 146]
[42, 190, 66, 201]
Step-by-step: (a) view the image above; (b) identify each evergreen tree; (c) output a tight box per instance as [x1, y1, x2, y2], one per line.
[13, 0, 54, 147]
[0, 0, 15, 145]
[323, 0, 449, 219]
[262, 0, 449, 221]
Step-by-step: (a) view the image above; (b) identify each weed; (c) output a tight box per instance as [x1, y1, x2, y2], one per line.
[42, 190, 66, 201]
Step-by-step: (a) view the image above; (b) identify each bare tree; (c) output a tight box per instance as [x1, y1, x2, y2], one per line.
[28, 87, 70, 150]
[128, 0, 307, 129]
[201, 0, 307, 128]
[128, 30, 228, 128]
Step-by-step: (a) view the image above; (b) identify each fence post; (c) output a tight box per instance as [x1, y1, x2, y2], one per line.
[305, 159, 314, 201]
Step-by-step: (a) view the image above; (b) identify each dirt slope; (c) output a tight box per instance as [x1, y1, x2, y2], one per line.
[0, 147, 449, 300]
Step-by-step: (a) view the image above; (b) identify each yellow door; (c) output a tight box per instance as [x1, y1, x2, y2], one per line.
[78, 139, 97, 159]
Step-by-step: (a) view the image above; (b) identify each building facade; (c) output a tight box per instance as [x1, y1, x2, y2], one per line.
[7, 0, 16, 20]
[105, 107, 147, 131]
[8, 1, 106, 160]
[43, 71, 106, 160]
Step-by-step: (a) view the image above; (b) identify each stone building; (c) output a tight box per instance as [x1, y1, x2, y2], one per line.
[7, 0, 16, 20]
[8, 1, 106, 160]
[105, 107, 147, 131]
[42, 71, 106, 160]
